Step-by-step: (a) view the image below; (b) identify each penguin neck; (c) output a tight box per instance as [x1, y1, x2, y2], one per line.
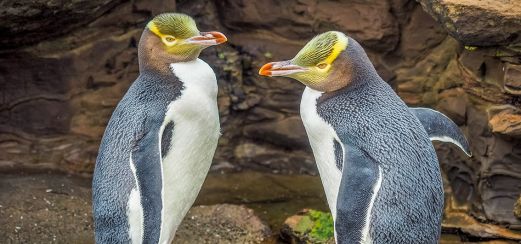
[138, 29, 200, 75]
[318, 44, 379, 94]
[318, 46, 381, 101]
[343, 39, 380, 90]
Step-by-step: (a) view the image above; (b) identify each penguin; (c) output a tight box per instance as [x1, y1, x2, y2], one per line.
[259, 31, 471, 243]
[92, 13, 227, 244]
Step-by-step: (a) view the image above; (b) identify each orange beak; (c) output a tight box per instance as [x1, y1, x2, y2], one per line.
[259, 61, 307, 77]
[187, 31, 227, 46]
[259, 62, 274, 76]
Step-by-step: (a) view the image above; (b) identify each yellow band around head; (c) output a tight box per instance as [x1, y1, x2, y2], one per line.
[325, 32, 348, 65]
[147, 22, 163, 38]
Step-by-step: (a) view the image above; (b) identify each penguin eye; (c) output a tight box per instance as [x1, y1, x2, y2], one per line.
[163, 36, 176, 43]
[317, 63, 328, 69]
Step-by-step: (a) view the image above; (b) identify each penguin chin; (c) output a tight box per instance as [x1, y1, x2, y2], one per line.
[166, 46, 203, 62]
[284, 72, 322, 90]
[302, 80, 350, 93]
[295, 78, 341, 93]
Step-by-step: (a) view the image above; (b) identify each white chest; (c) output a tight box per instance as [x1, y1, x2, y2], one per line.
[300, 87, 343, 218]
[158, 59, 220, 244]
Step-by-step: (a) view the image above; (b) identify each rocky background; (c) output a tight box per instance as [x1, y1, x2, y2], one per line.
[1, 0, 520, 238]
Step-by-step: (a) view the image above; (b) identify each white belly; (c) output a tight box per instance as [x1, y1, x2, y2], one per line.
[158, 59, 220, 244]
[300, 87, 343, 218]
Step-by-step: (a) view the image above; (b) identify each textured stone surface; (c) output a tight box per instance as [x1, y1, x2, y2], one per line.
[402, 1, 521, 228]
[515, 196, 521, 220]
[443, 180, 521, 241]
[0, 173, 272, 243]
[215, 0, 399, 51]
[0, 0, 173, 175]
[417, 0, 521, 46]
[175, 204, 272, 244]
[505, 64, 521, 95]
[0, 173, 93, 243]
[488, 106, 521, 137]
[0, 0, 124, 48]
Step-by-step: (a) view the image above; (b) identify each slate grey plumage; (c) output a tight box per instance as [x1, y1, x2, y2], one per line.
[93, 69, 183, 243]
[259, 31, 471, 243]
[92, 13, 226, 244]
[319, 39, 443, 243]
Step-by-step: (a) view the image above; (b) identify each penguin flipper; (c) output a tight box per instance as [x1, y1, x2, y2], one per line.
[409, 107, 472, 157]
[130, 125, 164, 243]
[335, 143, 381, 244]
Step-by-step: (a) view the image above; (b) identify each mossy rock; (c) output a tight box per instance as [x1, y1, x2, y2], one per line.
[281, 209, 334, 243]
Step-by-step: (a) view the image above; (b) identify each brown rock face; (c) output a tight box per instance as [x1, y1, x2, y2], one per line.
[215, 0, 399, 51]
[175, 204, 272, 244]
[243, 116, 308, 149]
[410, 1, 521, 228]
[0, 0, 520, 234]
[488, 106, 521, 137]
[0, 0, 124, 48]
[417, 0, 521, 46]
[515, 196, 521, 220]
[0, 0, 172, 175]
[505, 64, 521, 95]
[0, 173, 272, 243]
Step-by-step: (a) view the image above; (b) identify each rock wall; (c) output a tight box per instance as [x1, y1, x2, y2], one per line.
[0, 0, 176, 174]
[0, 0, 520, 230]
[414, 0, 521, 229]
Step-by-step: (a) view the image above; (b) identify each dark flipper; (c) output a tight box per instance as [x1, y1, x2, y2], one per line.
[161, 121, 175, 157]
[335, 143, 381, 244]
[131, 123, 163, 244]
[410, 107, 472, 157]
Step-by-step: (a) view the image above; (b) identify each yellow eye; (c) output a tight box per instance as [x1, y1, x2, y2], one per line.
[163, 36, 175, 43]
[317, 63, 328, 69]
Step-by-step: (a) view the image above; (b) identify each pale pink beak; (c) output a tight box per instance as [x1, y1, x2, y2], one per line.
[259, 60, 307, 77]
[186, 31, 227, 46]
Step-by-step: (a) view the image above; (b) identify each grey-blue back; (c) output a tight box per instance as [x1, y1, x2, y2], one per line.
[92, 69, 182, 243]
[319, 39, 443, 243]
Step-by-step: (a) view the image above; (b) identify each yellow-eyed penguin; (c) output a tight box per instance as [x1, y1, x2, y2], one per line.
[92, 13, 227, 244]
[259, 31, 471, 243]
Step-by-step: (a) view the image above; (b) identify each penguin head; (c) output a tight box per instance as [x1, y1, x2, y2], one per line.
[145, 13, 227, 61]
[259, 31, 373, 92]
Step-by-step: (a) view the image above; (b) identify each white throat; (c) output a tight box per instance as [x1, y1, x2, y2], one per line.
[157, 58, 220, 244]
[171, 58, 218, 96]
[300, 87, 343, 218]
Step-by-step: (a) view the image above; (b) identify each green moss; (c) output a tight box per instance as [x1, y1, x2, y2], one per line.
[464, 46, 478, 51]
[308, 210, 334, 242]
[288, 210, 334, 242]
